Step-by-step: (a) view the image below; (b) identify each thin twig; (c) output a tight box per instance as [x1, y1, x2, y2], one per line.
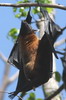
[54, 38, 66, 47]
[44, 84, 64, 100]
[8, 71, 19, 85]
[0, 3, 66, 10]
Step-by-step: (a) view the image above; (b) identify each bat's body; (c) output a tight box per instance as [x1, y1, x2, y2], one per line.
[19, 31, 52, 83]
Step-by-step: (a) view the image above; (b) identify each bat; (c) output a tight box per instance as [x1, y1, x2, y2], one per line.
[7, 9, 59, 99]
[40, 8, 64, 43]
[40, 8, 59, 59]
[8, 20, 53, 99]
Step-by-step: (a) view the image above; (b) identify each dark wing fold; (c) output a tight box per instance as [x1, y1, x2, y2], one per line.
[8, 42, 21, 69]
[40, 8, 59, 59]
[8, 18, 33, 69]
[61, 50, 66, 89]
[40, 8, 62, 43]
[9, 69, 34, 99]
[8, 7, 32, 69]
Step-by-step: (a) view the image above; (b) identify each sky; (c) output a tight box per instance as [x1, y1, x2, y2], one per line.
[0, 0, 66, 100]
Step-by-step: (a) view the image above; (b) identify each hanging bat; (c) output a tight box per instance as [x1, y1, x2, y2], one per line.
[8, 20, 53, 99]
[40, 8, 66, 43]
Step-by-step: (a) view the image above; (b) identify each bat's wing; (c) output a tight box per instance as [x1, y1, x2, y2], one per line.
[8, 8, 32, 69]
[8, 21, 33, 69]
[9, 69, 34, 99]
[40, 8, 60, 58]
[61, 51, 66, 69]
[40, 8, 61, 43]
[8, 9, 37, 100]
[61, 51, 66, 89]
[8, 41, 23, 69]
[8, 21, 34, 71]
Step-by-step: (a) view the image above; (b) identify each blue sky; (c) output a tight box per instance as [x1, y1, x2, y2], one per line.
[0, 0, 66, 100]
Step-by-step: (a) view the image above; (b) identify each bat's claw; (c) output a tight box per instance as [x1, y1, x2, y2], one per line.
[8, 92, 15, 99]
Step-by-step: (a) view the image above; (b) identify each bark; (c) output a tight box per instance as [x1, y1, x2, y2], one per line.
[0, 52, 10, 100]
[0, 52, 19, 100]
[0, 3, 66, 10]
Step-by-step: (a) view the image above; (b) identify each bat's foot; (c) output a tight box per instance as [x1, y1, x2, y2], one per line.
[8, 92, 16, 99]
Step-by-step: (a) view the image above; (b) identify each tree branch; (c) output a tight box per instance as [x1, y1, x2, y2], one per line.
[0, 61, 10, 100]
[44, 84, 64, 100]
[0, 52, 7, 63]
[8, 71, 19, 85]
[54, 38, 66, 47]
[0, 3, 66, 10]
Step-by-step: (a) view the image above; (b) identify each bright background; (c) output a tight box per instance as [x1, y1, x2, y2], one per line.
[0, 0, 66, 100]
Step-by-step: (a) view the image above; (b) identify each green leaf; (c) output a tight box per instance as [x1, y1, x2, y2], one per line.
[35, 0, 53, 13]
[15, 11, 27, 18]
[32, 7, 40, 14]
[23, 0, 30, 3]
[9, 28, 17, 35]
[17, 0, 29, 3]
[28, 92, 36, 100]
[13, 7, 17, 12]
[36, 0, 52, 4]
[46, 8, 53, 13]
[17, 1, 23, 4]
[19, 7, 24, 12]
[15, 13, 22, 18]
[54, 71, 61, 82]
[36, 98, 42, 100]
[22, 11, 27, 16]
[8, 28, 19, 40]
